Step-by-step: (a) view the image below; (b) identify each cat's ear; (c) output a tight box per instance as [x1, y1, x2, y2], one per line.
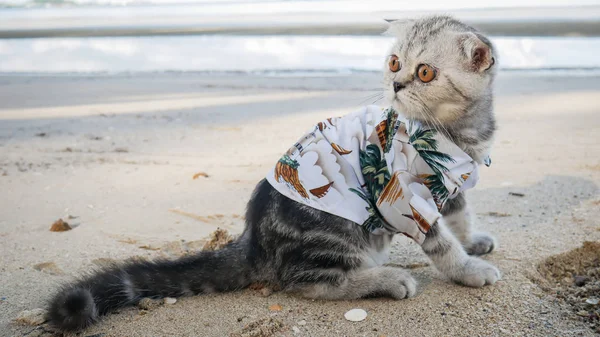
[383, 19, 415, 37]
[458, 32, 495, 72]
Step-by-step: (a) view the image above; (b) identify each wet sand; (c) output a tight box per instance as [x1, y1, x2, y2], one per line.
[0, 72, 599, 336]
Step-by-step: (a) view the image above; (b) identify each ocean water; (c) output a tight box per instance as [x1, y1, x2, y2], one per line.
[0, 35, 598, 74]
[1, 0, 598, 74]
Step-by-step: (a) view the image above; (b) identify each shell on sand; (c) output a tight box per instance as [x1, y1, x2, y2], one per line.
[164, 297, 177, 305]
[344, 308, 367, 322]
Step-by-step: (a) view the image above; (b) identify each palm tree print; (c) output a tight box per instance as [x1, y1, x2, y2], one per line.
[410, 205, 431, 233]
[375, 107, 399, 153]
[274, 155, 309, 199]
[408, 121, 456, 209]
[348, 143, 391, 231]
[377, 171, 404, 206]
[348, 187, 382, 232]
[420, 174, 449, 209]
[358, 144, 391, 201]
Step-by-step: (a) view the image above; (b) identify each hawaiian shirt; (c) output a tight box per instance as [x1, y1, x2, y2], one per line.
[266, 105, 481, 244]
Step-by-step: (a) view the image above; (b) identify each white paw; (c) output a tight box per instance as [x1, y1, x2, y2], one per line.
[465, 232, 496, 256]
[382, 268, 418, 299]
[451, 257, 501, 287]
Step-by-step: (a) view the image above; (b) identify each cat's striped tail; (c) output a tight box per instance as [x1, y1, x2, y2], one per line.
[46, 240, 252, 331]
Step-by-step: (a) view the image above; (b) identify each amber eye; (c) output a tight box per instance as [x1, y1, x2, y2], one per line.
[388, 55, 400, 72]
[417, 64, 436, 83]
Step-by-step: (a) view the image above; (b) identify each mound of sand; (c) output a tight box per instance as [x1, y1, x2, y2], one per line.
[537, 241, 600, 333]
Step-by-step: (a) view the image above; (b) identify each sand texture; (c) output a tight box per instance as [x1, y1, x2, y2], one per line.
[0, 72, 599, 336]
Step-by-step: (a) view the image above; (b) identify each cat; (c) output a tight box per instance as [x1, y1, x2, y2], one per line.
[47, 15, 499, 332]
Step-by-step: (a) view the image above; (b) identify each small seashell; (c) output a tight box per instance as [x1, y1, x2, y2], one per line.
[164, 297, 177, 305]
[585, 298, 599, 305]
[344, 308, 367, 322]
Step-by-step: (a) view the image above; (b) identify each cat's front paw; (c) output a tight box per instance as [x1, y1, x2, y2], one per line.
[378, 267, 418, 299]
[465, 232, 496, 256]
[451, 257, 500, 287]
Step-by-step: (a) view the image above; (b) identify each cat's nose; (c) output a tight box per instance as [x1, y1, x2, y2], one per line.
[393, 82, 405, 93]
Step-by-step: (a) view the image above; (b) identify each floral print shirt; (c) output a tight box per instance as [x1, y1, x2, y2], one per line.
[266, 105, 481, 244]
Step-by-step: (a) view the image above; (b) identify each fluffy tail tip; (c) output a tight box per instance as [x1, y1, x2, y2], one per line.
[47, 287, 97, 332]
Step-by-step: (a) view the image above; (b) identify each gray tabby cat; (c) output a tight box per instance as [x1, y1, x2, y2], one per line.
[47, 15, 499, 332]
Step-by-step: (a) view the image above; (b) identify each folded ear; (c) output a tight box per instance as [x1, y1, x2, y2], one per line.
[458, 32, 495, 72]
[383, 19, 415, 37]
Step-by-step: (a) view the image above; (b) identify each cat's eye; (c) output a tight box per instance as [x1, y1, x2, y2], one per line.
[388, 55, 400, 72]
[417, 64, 436, 83]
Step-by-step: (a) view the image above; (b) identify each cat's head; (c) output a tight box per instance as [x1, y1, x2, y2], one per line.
[383, 16, 497, 125]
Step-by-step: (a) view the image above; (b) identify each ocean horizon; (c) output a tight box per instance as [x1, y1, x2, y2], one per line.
[0, 35, 599, 74]
[1, 0, 599, 74]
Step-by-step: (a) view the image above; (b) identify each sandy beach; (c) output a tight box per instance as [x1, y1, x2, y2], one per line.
[0, 71, 599, 336]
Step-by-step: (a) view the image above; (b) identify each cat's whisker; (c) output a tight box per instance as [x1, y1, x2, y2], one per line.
[412, 94, 455, 142]
[424, 106, 453, 142]
[371, 96, 384, 105]
[433, 114, 455, 142]
[357, 92, 384, 106]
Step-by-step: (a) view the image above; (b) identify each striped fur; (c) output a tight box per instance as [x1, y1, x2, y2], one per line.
[47, 15, 500, 332]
